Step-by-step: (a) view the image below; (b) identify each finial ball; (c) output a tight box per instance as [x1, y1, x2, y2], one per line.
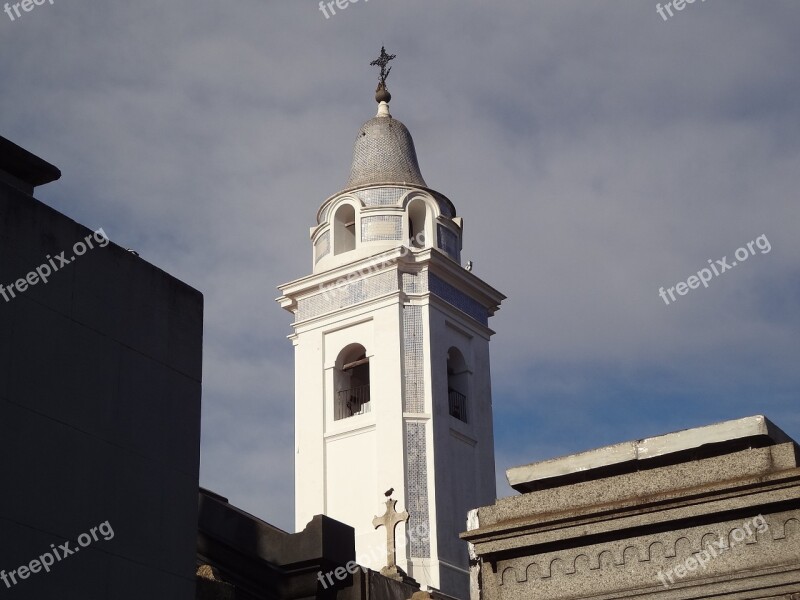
[375, 82, 391, 104]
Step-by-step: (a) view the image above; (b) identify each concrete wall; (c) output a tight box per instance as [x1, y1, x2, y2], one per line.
[464, 421, 800, 600]
[0, 141, 203, 599]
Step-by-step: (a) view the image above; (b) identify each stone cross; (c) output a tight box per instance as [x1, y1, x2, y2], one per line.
[372, 497, 409, 570]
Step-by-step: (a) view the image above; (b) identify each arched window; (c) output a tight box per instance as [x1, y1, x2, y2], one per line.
[334, 344, 371, 420]
[334, 204, 356, 255]
[446, 347, 468, 423]
[408, 199, 428, 248]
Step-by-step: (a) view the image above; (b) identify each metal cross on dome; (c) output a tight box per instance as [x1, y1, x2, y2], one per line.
[370, 46, 396, 87]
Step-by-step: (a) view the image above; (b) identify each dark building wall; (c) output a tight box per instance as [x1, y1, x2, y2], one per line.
[197, 489, 441, 600]
[0, 136, 203, 599]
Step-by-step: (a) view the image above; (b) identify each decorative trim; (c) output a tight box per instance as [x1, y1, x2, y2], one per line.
[405, 421, 431, 558]
[429, 274, 488, 327]
[315, 230, 330, 263]
[402, 305, 425, 413]
[402, 271, 427, 295]
[355, 187, 411, 207]
[437, 224, 460, 261]
[362, 215, 403, 241]
[296, 271, 397, 321]
[497, 513, 798, 586]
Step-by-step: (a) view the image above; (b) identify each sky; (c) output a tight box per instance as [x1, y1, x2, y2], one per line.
[1, 1, 798, 532]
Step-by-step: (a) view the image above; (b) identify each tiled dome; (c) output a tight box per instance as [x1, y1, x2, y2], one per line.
[345, 103, 427, 189]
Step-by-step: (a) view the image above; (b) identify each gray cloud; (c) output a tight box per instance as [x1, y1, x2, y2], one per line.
[2, 0, 798, 531]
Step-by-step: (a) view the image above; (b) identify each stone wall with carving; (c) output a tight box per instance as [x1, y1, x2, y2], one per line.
[494, 512, 800, 598]
[464, 434, 800, 600]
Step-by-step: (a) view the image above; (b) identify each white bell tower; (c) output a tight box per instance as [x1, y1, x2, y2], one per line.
[277, 56, 504, 598]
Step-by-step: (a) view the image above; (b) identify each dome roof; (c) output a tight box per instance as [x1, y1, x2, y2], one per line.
[345, 103, 427, 189]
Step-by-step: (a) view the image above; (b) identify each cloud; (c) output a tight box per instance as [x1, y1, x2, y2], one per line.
[2, 0, 798, 530]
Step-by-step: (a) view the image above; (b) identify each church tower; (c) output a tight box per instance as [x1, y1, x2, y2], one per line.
[277, 51, 504, 598]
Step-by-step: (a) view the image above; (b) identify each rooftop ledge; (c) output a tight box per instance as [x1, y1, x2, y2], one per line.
[0, 135, 61, 195]
[507, 415, 796, 493]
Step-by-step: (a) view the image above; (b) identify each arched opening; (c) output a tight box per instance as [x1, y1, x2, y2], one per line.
[446, 347, 468, 423]
[334, 204, 356, 254]
[334, 344, 371, 420]
[408, 199, 428, 248]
